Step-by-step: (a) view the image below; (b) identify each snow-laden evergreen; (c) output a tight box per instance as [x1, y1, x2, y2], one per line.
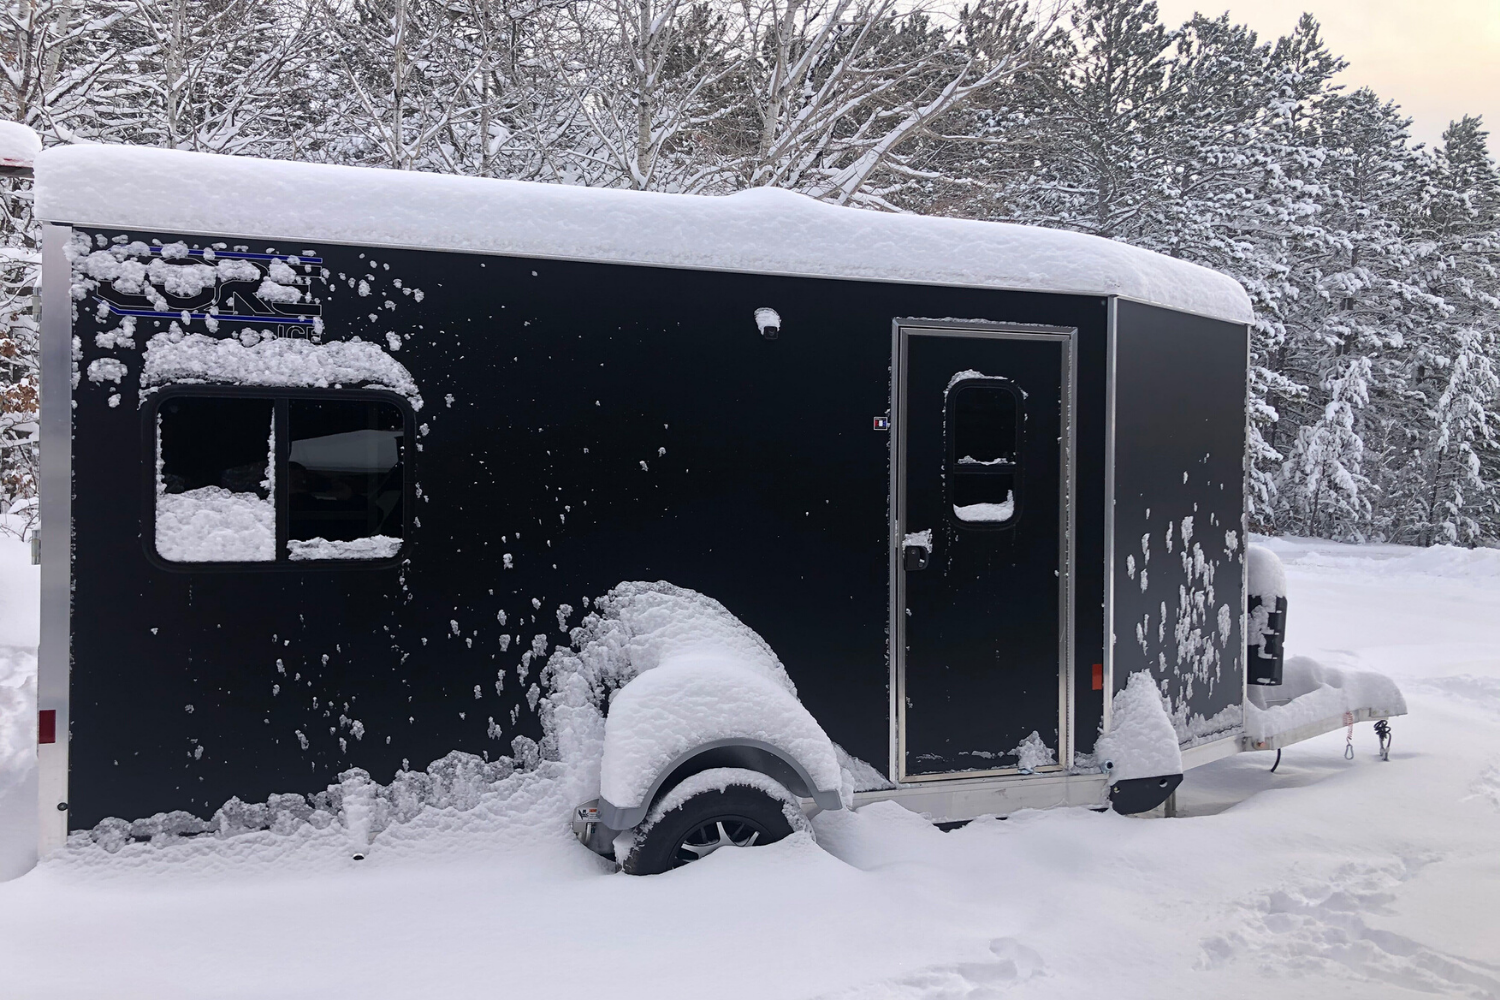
[1, 0, 1497, 544]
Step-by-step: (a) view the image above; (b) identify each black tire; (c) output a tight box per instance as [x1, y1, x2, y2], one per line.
[622, 783, 795, 876]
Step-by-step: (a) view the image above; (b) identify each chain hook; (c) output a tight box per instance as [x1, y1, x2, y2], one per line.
[1343, 711, 1355, 760]
[1373, 719, 1392, 761]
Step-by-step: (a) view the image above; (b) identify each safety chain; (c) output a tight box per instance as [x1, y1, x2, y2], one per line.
[1343, 711, 1356, 759]
[1373, 719, 1392, 761]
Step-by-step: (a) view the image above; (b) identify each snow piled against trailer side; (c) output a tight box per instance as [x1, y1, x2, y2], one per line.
[1245, 656, 1407, 742]
[36, 145, 1254, 325]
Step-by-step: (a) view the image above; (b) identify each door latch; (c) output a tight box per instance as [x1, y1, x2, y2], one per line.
[903, 544, 930, 571]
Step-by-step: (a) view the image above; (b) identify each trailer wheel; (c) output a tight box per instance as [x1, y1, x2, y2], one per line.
[622, 772, 799, 876]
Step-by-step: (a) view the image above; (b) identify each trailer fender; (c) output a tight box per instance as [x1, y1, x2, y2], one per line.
[1108, 773, 1183, 815]
[595, 738, 843, 830]
[593, 661, 845, 831]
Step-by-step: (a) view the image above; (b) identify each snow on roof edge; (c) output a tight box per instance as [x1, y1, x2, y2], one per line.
[35, 144, 1253, 325]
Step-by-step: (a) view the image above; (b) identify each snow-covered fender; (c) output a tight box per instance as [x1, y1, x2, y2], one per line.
[593, 661, 844, 830]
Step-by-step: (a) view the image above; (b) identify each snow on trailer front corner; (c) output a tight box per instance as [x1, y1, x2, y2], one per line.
[1245, 656, 1407, 749]
[1095, 670, 1183, 781]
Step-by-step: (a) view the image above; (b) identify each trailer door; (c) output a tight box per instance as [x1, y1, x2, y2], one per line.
[893, 323, 1074, 780]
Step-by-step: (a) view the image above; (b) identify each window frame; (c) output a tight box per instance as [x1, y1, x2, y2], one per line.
[142, 385, 416, 573]
[945, 376, 1025, 531]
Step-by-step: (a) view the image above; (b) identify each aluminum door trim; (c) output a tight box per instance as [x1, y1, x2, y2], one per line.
[1102, 297, 1119, 732]
[889, 319, 1078, 784]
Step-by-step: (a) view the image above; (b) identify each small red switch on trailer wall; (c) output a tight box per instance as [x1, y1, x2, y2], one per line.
[1091, 664, 1104, 691]
[38, 709, 56, 744]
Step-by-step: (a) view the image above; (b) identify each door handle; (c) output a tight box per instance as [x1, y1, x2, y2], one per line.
[903, 544, 930, 571]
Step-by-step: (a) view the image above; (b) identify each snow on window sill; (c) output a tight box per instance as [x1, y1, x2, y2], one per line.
[286, 535, 402, 561]
[952, 494, 1015, 524]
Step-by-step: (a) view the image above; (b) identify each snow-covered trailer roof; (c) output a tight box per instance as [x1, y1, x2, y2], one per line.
[35, 145, 1253, 325]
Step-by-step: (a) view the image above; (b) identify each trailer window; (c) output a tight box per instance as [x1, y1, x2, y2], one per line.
[150, 392, 407, 567]
[156, 397, 277, 562]
[948, 380, 1021, 526]
[287, 399, 405, 560]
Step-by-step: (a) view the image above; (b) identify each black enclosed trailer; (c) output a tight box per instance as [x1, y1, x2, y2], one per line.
[34, 144, 1275, 864]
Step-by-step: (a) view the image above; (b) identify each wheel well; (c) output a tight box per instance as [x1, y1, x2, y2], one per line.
[594, 737, 840, 831]
[650, 743, 812, 810]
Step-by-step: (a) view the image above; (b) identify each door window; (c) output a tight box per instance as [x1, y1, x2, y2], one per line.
[947, 377, 1021, 525]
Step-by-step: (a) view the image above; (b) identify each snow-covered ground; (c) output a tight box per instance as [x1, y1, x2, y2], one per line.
[0, 533, 1497, 999]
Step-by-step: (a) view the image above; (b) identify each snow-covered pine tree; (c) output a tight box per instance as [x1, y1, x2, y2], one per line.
[1272, 88, 1439, 538]
[1389, 117, 1500, 543]
[996, 0, 1177, 240]
[1279, 355, 1374, 538]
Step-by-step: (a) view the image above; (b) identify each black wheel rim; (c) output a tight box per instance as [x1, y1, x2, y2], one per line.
[672, 813, 772, 868]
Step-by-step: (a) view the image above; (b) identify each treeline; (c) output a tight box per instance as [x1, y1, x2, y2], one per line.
[1, 0, 1497, 543]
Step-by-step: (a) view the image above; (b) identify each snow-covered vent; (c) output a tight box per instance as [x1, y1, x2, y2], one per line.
[754, 307, 781, 339]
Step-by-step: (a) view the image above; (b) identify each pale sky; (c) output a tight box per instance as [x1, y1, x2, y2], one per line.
[1153, 0, 1500, 151]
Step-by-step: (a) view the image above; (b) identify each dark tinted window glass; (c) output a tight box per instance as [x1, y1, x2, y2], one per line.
[156, 397, 275, 562]
[287, 399, 404, 559]
[951, 385, 1017, 466]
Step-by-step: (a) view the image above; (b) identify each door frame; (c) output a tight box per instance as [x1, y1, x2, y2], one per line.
[889, 319, 1079, 784]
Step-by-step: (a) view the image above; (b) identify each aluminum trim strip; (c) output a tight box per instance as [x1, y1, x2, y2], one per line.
[891, 319, 1077, 784]
[37, 223, 73, 857]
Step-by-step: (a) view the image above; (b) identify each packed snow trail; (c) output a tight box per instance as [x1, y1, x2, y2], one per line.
[0, 535, 1497, 999]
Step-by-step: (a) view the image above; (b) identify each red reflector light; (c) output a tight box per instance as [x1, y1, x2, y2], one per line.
[38, 709, 56, 744]
[1091, 664, 1104, 691]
